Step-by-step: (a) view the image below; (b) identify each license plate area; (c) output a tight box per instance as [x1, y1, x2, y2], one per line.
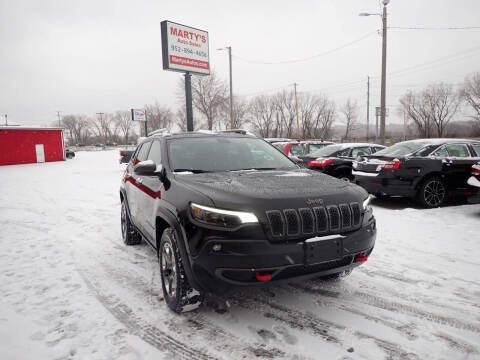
[305, 236, 343, 265]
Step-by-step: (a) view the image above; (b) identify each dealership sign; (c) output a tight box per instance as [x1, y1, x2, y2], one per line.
[131, 108, 146, 122]
[161, 21, 210, 75]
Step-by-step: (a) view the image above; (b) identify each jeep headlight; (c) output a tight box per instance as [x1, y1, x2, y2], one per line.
[190, 203, 258, 228]
[362, 195, 373, 212]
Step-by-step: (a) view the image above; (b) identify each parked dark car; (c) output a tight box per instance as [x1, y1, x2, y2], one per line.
[352, 139, 480, 207]
[467, 163, 480, 204]
[120, 131, 376, 313]
[119, 149, 134, 164]
[65, 149, 75, 159]
[300, 143, 385, 181]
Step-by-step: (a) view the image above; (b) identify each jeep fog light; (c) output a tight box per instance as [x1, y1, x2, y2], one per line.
[190, 203, 258, 228]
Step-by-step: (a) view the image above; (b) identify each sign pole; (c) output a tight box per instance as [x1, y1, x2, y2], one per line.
[185, 72, 194, 132]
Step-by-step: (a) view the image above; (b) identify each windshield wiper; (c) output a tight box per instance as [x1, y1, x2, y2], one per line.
[173, 168, 210, 173]
[230, 167, 280, 171]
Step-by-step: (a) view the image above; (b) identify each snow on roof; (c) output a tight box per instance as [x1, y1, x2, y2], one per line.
[0, 126, 63, 131]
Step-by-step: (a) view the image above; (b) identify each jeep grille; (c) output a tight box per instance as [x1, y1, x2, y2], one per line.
[266, 203, 361, 240]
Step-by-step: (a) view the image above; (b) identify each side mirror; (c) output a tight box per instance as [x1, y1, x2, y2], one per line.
[134, 160, 156, 176]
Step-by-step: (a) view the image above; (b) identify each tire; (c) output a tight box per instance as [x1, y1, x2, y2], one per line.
[336, 171, 353, 182]
[417, 177, 446, 208]
[121, 201, 142, 245]
[159, 228, 203, 313]
[318, 269, 352, 281]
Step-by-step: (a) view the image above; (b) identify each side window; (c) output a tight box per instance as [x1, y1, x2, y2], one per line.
[147, 140, 162, 165]
[471, 144, 480, 157]
[337, 148, 351, 157]
[136, 142, 151, 162]
[431, 146, 449, 157]
[351, 147, 372, 157]
[445, 144, 470, 158]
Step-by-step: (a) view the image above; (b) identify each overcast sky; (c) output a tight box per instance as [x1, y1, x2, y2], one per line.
[1, 0, 480, 127]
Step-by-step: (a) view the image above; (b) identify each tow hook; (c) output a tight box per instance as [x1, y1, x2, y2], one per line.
[255, 272, 272, 282]
[355, 253, 368, 262]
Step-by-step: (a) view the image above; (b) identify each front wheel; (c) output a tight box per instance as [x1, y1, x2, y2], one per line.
[417, 177, 446, 208]
[121, 201, 142, 245]
[159, 228, 203, 313]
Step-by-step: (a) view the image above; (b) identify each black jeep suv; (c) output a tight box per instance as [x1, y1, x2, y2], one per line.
[353, 139, 480, 207]
[120, 132, 376, 312]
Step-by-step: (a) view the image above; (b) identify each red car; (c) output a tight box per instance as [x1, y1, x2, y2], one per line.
[272, 141, 305, 158]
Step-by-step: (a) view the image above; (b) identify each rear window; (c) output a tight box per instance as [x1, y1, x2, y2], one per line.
[308, 144, 328, 153]
[471, 144, 480, 157]
[445, 144, 470, 158]
[310, 144, 344, 157]
[374, 141, 431, 157]
[289, 144, 305, 156]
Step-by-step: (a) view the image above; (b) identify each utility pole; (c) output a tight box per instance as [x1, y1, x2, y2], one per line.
[380, 0, 389, 145]
[366, 76, 370, 142]
[228, 46, 233, 129]
[293, 83, 300, 140]
[217, 46, 234, 129]
[359, 0, 390, 145]
[375, 107, 380, 143]
[403, 109, 407, 141]
[4, 114, 7, 126]
[96, 112, 105, 142]
[56, 111, 62, 127]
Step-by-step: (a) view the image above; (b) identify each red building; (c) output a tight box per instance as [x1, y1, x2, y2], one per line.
[0, 126, 65, 166]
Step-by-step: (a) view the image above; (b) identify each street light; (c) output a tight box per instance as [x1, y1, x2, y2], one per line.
[360, 0, 390, 145]
[217, 46, 233, 129]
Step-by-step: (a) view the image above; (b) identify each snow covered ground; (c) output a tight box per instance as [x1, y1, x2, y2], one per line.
[0, 150, 479, 360]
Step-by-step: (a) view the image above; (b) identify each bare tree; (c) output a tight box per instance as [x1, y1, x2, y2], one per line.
[145, 102, 174, 133]
[274, 90, 296, 137]
[248, 95, 276, 137]
[61, 115, 90, 145]
[114, 111, 134, 144]
[218, 95, 249, 130]
[461, 73, 480, 134]
[340, 99, 358, 141]
[177, 70, 228, 130]
[302, 94, 336, 139]
[400, 83, 460, 138]
[425, 83, 460, 137]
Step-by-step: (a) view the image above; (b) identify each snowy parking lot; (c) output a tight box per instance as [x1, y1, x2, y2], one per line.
[1, 150, 479, 360]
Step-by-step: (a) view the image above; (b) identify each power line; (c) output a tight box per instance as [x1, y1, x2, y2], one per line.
[389, 26, 480, 30]
[232, 30, 378, 65]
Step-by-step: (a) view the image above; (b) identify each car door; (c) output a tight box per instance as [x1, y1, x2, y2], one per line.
[444, 143, 476, 190]
[136, 139, 164, 241]
[124, 141, 151, 227]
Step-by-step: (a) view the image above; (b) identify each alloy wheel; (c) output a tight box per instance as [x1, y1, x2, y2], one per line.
[423, 179, 446, 207]
[161, 242, 177, 298]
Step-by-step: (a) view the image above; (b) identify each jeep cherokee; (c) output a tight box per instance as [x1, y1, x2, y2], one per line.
[120, 131, 376, 313]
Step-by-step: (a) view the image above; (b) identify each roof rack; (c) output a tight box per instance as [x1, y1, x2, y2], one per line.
[147, 128, 169, 137]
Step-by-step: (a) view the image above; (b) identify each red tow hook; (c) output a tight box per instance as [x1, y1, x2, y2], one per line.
[255, 272, 272, 282]
[355, 253, 368, 263]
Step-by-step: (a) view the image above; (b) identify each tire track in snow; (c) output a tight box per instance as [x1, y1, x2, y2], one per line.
[233, 294, 419, 360]
[289, 283, 480, 334]
[77, 266, 218, 360]
[85, 258, 296, 360]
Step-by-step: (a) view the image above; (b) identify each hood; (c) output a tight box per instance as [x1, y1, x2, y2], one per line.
[173, 168, 367, 210]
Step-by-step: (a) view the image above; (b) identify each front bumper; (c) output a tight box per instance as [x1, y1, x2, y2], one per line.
[189, 217, 376, 293]
[354, 172, 416, 198]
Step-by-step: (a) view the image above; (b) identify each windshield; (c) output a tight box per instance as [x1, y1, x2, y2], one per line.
[374, 141, 432, 157]
[310, 144, 344, 157]
[168, 137, 297, 172]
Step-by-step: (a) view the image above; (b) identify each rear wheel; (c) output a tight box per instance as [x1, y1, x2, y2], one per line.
[417, 177, 446, 208]
[159, 228, 203, 313]
[121, 201, 142, 245]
